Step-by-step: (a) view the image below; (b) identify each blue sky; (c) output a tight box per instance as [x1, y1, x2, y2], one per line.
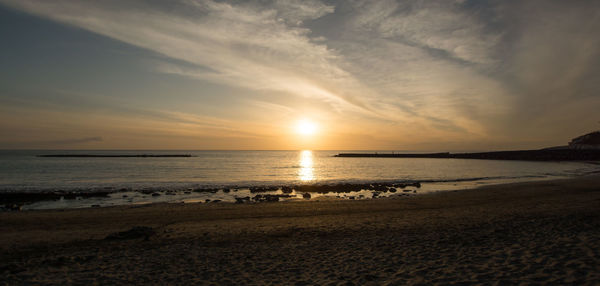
[0, 0, 599, 150]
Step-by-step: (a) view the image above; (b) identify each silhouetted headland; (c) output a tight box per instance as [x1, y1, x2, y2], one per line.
[37, 154, 192, 158]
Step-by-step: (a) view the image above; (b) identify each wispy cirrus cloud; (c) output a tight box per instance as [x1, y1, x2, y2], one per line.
[41, 136, 103, 145]
[313, 0, 600, 146]
[1, 0, 599, 150]
[350, 0, 501, 66]
[0, 0, 378, 114]
[0, 137, 102, 149]
[317, 0, 511, 141]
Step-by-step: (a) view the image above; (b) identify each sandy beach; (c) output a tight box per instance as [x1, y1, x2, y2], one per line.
[2, 175, 600, 285]
[3, 0, 599, 284]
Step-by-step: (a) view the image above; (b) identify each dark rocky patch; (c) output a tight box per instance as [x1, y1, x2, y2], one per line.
[235, 197, 251, 204]
[105, 226, 155, 240]
[249, 186, 279, 193]
[253, 194, 292, 203]
[0, 191, 111, 207]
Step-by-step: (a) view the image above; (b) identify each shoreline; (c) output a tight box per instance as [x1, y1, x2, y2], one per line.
[1, 174, 587, 211]
[2, 175, 600, 284]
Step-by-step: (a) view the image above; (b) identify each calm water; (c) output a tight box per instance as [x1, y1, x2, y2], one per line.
[1, 150, 598, 192]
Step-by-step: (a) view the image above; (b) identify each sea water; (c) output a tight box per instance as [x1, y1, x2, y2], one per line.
[1, 150, 598, 209]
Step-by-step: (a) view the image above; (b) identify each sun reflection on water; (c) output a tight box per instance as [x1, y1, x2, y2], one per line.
[298, 150, 315, 181]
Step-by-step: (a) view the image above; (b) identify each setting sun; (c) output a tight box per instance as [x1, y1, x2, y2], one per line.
[296, 119, 318, 136]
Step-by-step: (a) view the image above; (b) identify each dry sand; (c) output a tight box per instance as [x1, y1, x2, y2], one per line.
[2, 176, 600, 285]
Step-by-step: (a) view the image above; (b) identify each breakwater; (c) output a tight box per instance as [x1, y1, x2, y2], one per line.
[335, 149, 600, 161]
[37, 154, 192, 158]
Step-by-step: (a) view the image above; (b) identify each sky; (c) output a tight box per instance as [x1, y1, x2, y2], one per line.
[0, 0, 599, 151]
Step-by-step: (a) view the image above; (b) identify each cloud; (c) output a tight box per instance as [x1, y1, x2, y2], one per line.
[0, 137, 103, 148]
[1, 0, 599, 149]
[350, 0, 501, 66]
[317, 0, 510, 140]
[0, 88, 268, 139]
[0, 0, 378, 114]
[480, 0, 600, 141]
[272, 0, 335, 25]
[40, 136, 103, 145]
[317, 0, 600, 146]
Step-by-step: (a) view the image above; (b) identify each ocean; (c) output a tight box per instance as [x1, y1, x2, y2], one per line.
[1, 150, 599, 209]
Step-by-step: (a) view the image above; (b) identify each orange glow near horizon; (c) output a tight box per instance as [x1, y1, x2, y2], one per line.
[0, 2, 598, 151]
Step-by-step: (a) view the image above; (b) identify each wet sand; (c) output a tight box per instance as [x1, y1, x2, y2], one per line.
[2, 176, 600, 285]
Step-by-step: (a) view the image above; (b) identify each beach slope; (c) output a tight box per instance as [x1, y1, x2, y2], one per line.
[2, 176, 600, 285]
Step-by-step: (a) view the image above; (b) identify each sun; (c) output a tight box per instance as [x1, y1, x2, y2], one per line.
[296, 119, 318, 136]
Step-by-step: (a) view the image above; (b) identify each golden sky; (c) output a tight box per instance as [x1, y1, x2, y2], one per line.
[0, 0, 599, 150]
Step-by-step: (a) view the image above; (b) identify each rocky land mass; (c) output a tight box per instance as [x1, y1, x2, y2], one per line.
[1, 175, 600, 285]
[0, 182, 422, 211]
